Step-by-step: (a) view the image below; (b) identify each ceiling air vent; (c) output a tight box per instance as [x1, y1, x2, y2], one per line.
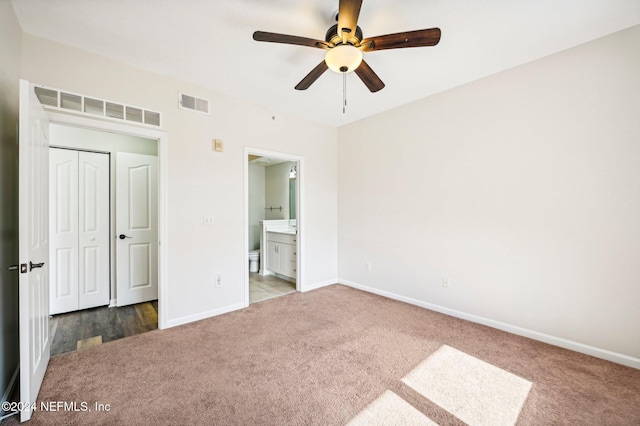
[33, 84, 162, 128]
[179, 92, 210, 115]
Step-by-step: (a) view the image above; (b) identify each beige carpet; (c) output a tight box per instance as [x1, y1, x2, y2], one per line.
[6, 285, 640, 425]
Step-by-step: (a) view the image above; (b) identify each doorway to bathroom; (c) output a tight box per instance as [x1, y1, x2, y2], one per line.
[244, 148, 302, 305]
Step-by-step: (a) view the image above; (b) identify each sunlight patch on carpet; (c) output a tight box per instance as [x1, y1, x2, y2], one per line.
[402, 345, 532, 425]
[347, 390, 438, 426]
[76, 335, 102, 352]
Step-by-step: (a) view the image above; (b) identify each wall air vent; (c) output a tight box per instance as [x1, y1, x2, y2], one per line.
[33, 84, 162, 128]
[179, 92, 210, 115]
[106, 102, 125, 120]
[144, 110, 161, 127]
[126, 106, 143, 123]
[34, 87, 58, 107]
[84, 97, 104, 116]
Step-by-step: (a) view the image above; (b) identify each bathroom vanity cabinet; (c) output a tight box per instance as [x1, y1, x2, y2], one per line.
[266, 231, 297, 279]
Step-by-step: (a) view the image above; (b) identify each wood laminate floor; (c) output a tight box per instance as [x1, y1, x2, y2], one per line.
[249, 273, 296, 304]
[50, 300, 158, 356]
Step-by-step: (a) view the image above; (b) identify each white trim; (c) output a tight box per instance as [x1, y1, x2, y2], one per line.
[108, 298, 117, 308]
[244, 147, 304, 307]
[46, 111, 169, 330]
[165, 302, 245, 329]
[339, 279, 640, 370]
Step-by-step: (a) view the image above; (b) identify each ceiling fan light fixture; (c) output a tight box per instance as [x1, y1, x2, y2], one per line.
[324, 44, 363, 74]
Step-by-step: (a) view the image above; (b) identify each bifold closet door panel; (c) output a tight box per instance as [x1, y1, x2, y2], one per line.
[50, 148, 80, 315]
[78, 151, 110, 310]
[49, 148, 110, 315]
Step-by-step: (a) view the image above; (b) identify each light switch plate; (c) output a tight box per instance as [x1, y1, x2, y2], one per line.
[213, 139, 223, 152]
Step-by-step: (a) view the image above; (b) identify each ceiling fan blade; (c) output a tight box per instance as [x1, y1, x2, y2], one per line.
[354, 60, 385, 92]
[360, 28, 441, 51]
[295, 61, 329, 90]
[253, 31, 332, 50]
[338, 0, 363, 43]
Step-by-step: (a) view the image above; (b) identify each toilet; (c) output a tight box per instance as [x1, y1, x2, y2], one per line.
[248, 250, 260, 272]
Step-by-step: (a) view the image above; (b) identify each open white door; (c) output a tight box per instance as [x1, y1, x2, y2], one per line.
[116, 152, 158, 306]
[18, 80, 51, 422]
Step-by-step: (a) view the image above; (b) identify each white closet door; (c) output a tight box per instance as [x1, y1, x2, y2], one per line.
[78, 151, 110, 310]
[49, 149, 110, 315]
[49, 148, 79, 315]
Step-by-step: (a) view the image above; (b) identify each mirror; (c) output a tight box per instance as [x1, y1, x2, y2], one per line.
[289, 173, 296, 220]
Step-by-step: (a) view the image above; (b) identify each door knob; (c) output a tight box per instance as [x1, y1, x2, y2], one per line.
[29, 261, 45, 271]
[119, 234, 132, 240]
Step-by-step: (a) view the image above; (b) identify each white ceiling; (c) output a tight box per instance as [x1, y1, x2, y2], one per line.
[12, 0, 640, 127]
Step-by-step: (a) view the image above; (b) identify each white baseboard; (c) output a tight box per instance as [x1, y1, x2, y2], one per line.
[301, 278, 337, 293]
[338, 279, 640, 370]
[164, 302, 245, 329]
[108, 298, 116, 308]
[164, 280, 336, 329]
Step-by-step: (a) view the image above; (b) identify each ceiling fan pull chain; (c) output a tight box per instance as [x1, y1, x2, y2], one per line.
[343, 72, 347, 114]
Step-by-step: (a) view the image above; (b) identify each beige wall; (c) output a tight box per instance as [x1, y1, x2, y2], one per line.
[0, 0, 23, 399]
[338, 25, 640, 363]
[21, 34, 339, 324]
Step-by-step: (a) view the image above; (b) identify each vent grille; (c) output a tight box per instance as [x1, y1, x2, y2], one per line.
[84, 98, 104, 116]
[106, 102, 124, 120]
[33, 84, 162, 128]
[179, 92, 210, 114]
[144, 110, 161, 127]
[34, 87, 58, 107]
[60, 93, 82, 111]
[126, 106, 143, 123]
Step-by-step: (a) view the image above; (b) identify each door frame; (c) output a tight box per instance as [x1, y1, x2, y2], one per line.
[244, 147, 304, 307]
[46, 111, 169, 329]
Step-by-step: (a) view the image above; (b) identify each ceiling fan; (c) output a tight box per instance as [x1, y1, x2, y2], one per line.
[253, 0, 441, 93]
